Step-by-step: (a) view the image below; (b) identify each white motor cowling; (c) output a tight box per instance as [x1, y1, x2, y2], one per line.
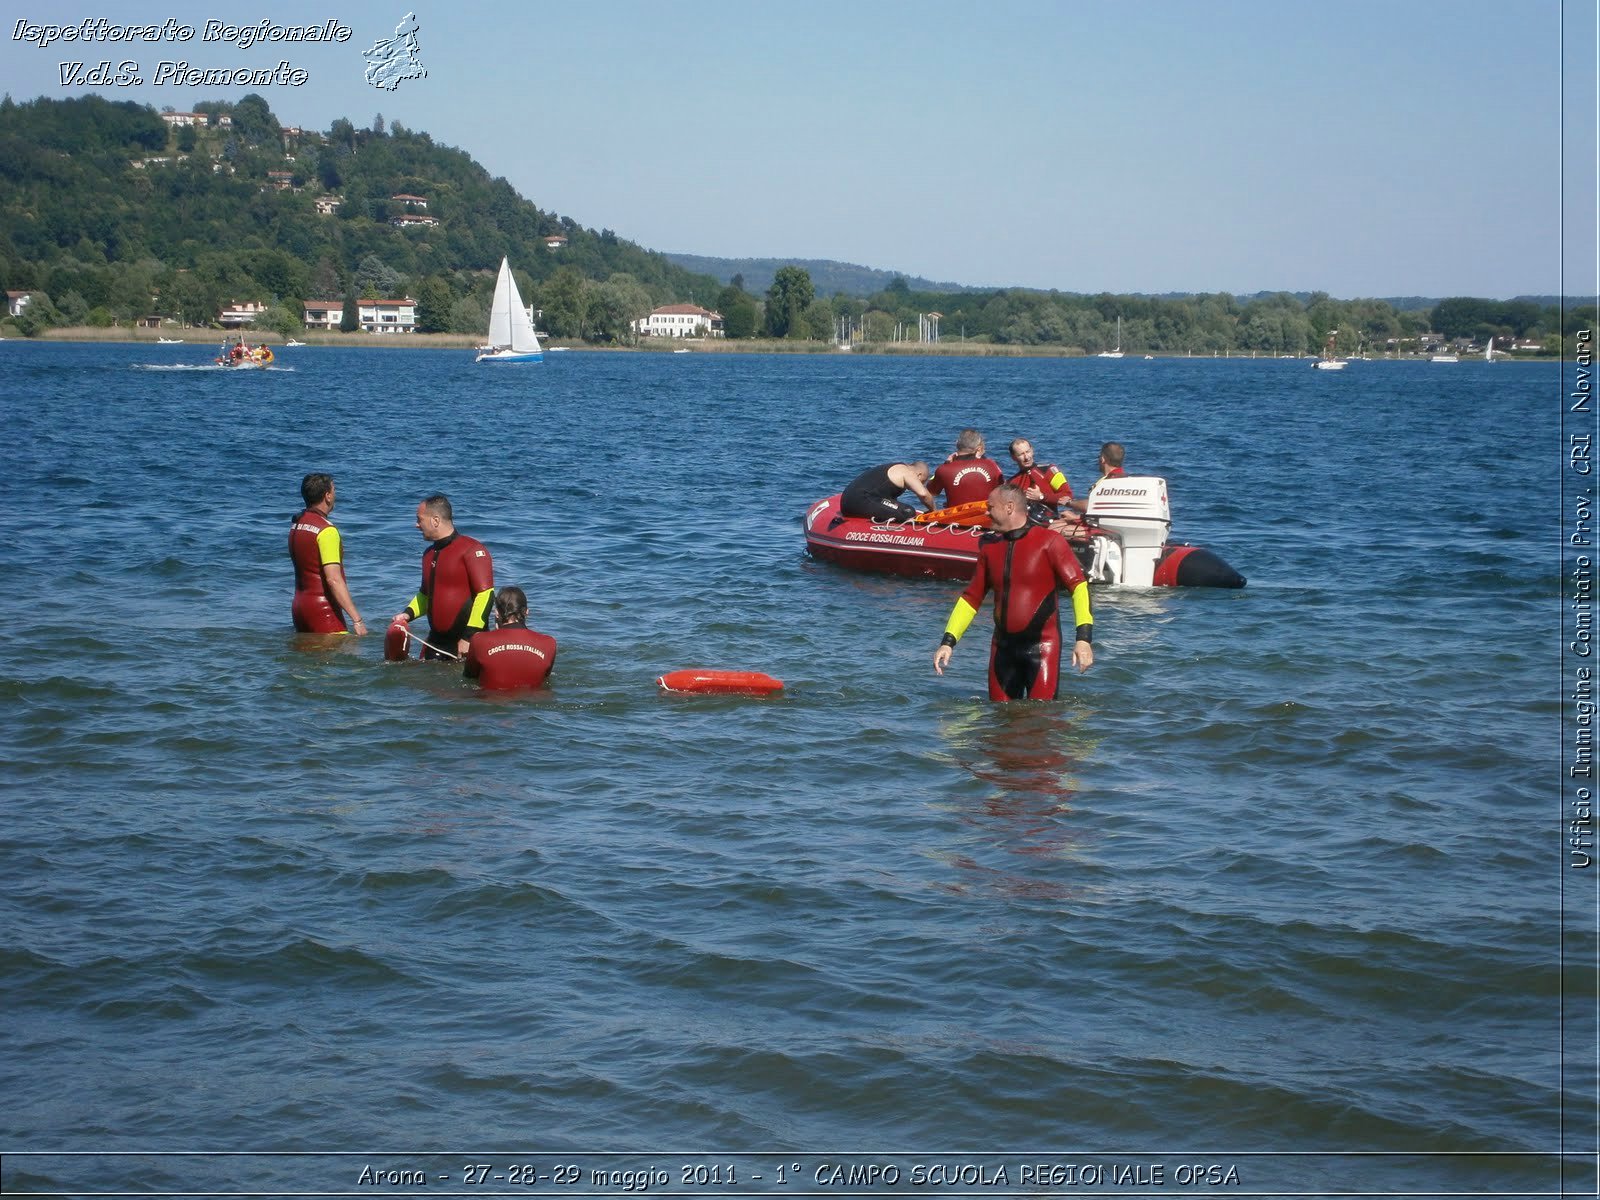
[1083, 475, 1171, 586]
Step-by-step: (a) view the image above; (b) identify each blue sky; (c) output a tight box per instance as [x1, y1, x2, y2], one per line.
[3, 1, 1594, 299]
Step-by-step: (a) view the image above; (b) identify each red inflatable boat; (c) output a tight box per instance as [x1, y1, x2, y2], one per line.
[802, 477, 1245, 588]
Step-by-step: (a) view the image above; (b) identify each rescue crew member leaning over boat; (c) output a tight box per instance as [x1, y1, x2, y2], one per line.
[933, 483, 1094, 701]
[391, 493, 495, 660]
[929, 428, 1005, 506]
[288, 472, 367, 635]
[463, 586, 557, 690]
[840, 460, 938, 521]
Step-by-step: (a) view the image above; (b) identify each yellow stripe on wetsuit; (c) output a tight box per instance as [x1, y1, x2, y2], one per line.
[315, 525, 342, 566]
[466, 587, 494, 632]
[1069, 580, 1092, 634]
[942, 597, 978, 644]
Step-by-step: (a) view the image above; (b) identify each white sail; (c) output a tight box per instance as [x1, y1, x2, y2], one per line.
[478, 257, 542, 362]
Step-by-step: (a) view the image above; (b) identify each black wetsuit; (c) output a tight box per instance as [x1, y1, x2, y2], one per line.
[842, 463, 918, 520]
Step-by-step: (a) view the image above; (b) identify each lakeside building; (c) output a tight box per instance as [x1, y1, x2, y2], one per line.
[357, 298, 417, 334]
[219, 300, 269, 328]
[633, 304, 725, 338]
[302, 301, 343, 330]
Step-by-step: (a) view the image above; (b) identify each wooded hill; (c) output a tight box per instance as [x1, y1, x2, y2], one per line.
[0, 93, 722, 339]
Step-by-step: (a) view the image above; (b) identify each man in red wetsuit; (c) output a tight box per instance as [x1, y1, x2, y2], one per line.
[1007, 437, 1074, 514]
[933, 484, 1094, 701]
[288, 473, 367, 635]
[391, 493, 495, 660]
[1057, 441, 1128, 522]
[464, 587, 557, 690]
[929, 429, 1005, 507]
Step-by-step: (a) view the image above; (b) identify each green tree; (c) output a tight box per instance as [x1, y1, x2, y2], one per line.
[355, 253, 403, 297]
[415, 275, 452, 332]
[804, 297, 836, 341]
[448, 294, 487, 335]
[56, 289, 89, 324]
[538, 266, 590, 339]
[1431, 297, 1493, 339]
[340, 284, 359, 332]
[722, 294, 758, 339]
[257, 303, 303, 338]
[230, 94, 280, 146]
[764, 265, 814, 338]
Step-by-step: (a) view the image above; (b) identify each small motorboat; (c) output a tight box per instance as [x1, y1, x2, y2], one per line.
[803, 475, 1245, 588]
[285, 338, 307, 347]
[214, 345, 274, 368]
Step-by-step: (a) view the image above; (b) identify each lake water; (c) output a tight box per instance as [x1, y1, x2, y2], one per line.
[0, 341, 1588, 1197]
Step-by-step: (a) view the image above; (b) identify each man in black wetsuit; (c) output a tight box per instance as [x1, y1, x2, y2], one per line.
[840, 460, 938, 520]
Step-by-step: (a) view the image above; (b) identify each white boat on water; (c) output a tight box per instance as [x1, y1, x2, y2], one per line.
[157, 337, 184, 343]
[1484, 338, 1496, 363]
[476, 258, 543, 364]
[1313, 330, 1346, 370]
[285, 338, 306, 347]
[1430, 352, 1459, 363]
[1097, 316, 1125, 358]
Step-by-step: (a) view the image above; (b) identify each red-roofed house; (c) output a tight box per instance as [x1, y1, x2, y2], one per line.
[302, 301, 344, 330]
[633, 304, 724, 338]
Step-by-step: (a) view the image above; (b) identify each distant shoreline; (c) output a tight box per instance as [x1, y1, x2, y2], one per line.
[10, 327, 1560, 361]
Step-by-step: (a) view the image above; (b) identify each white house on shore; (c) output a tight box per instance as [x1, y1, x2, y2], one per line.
[632, 304, 725, 338]
[357, 298, 417, 334]
[219, 300, 269, 328]
[302, 301, 343, 330]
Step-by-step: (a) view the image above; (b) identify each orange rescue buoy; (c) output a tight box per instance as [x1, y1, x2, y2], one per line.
[656, 669, 784, 696]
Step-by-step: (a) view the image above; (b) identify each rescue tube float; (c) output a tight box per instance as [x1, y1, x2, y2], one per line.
[657, 669, 785, 695]
[803, 475, 1245, 588]
[383, 618, 411, 661]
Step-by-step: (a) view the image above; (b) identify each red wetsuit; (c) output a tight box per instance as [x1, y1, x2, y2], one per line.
[464, 625, 557, 690]
[405, 533, 495, 656]
[1010, 464, 1073, 510]
[288, 508, 350, 633]
[944, 524, 1092, 701]
[931, 455, 1005, 506]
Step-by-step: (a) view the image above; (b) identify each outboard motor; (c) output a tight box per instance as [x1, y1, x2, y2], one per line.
[1083, 476, 1171, 587]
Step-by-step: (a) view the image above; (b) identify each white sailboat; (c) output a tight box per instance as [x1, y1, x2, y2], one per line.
[476, 257, 543, 364]
[1484, 336, 1497, 363]
[1097, 316, 1125, 358]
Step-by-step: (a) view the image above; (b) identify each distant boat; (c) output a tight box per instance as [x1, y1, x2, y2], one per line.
[476, 257, 543, 364]
[1097, 316, 1125, 358]
[1313, 330, 1346, 370]
[1430, 351, 1459, 363]
[1484, 338, 1496, 363]
[285, 338, 306, 347]
[156, 336, 184, 343]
